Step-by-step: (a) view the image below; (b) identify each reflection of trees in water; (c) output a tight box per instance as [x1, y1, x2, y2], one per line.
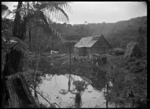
[73, 80, 89, 108]
[75, 66, 107, 92]
[74, 64, 107, 92]
[75, 93, 81, 108]
[59, 74, 91, 108]
[68, 74, 71, 91]
[59, 74, 76, 95]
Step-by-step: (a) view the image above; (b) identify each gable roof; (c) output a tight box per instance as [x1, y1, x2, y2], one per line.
[74, 34, 112, 48]
[74, 35, 101, 48]
[100, 35, 112, 49]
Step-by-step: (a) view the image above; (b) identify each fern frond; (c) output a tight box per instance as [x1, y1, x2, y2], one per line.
[4, 37, 29, 54]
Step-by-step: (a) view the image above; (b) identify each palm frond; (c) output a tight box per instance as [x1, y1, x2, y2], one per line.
[24, 2, 69, 40]
[12, 7, 35, 14]
[6, 37, 29, 54]
[31, 2, 70, 23]
[53, 4, 69, 21]
[2, 10, 11, 19]
[44, 5, 69, 23]
[30, 12, 63, 41]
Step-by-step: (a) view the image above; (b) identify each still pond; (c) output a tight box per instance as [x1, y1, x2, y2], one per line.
[33, 74, 115, 108]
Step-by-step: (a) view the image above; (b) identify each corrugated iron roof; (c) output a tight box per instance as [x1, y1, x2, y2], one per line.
[74, 34, 102, 48]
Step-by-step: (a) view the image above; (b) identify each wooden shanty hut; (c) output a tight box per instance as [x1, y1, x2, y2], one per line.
[74, 34, 112, 56]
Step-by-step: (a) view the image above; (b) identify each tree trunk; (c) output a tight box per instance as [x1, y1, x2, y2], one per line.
[75, 93, 81, 108]
[29, 30, 32, 50]
[106, 83, 109, 108]
[132, 98, 134, 108]
[2, 2, 38, 108]
[34, 42, 42, 104]
[68, 74, 71, 91]
[33, 52, 40, 105]
[115, 102, 117, 108]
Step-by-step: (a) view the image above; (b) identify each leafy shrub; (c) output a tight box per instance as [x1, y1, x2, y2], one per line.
[110, 48, 125, 56]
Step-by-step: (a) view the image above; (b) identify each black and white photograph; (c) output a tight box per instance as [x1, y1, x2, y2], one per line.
[1, 1, 147, 108]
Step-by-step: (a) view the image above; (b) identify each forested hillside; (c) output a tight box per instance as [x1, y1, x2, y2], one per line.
[52, 16, 147, 49]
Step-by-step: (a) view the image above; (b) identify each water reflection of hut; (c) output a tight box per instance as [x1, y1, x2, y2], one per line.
[74, 34, 112, 56]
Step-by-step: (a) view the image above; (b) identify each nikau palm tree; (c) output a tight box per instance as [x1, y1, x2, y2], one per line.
[25, 2, 70, 106]
[1, 1, 70, 108]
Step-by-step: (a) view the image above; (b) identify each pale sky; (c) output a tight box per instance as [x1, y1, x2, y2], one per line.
[2, 2, 147, 24]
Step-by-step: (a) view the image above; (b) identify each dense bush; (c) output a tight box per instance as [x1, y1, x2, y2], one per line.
[106, 56, 147, 108]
